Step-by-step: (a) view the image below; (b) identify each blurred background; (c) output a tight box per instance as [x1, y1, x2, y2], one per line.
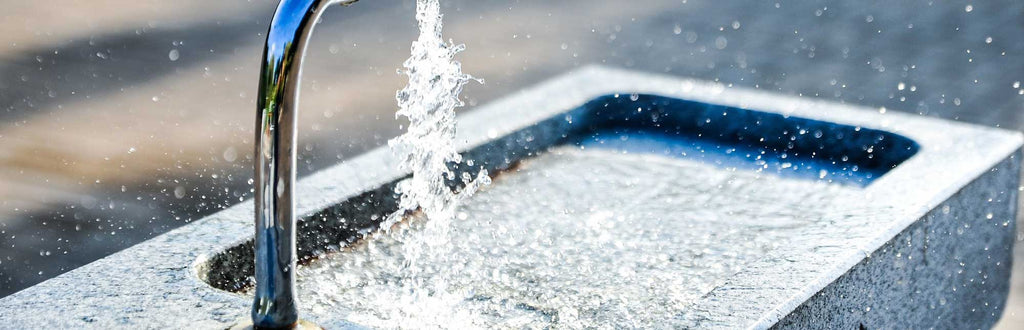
[0, 0, 1021, 326]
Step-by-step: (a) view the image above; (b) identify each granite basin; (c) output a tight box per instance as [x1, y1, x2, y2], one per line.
[0, 67, 1020, 329]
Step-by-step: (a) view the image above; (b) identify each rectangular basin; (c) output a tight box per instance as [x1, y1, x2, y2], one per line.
[0, 66, 1019, 329]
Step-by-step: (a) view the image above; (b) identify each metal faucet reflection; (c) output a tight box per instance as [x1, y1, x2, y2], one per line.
[253, 0, 358, 328]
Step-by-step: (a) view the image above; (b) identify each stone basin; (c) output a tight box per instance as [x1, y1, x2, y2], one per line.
[0, 66, 1020, 329]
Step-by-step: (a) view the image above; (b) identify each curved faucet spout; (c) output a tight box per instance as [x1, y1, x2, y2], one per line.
[253, 0, 357, 328]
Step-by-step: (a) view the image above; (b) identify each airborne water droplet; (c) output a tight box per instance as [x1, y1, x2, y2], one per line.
[714, 36, 728, 49]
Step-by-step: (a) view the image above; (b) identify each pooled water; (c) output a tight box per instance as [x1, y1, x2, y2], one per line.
[295, 147, 862, 328]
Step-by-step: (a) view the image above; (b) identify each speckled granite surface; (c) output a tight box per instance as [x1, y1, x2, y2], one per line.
[774, 154, 1020, 329]
[0, 67, 1019, 329]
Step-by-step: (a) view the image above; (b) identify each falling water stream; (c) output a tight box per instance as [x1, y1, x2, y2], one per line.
[386, 0, 488, 242]
[344, 0, 488, 326]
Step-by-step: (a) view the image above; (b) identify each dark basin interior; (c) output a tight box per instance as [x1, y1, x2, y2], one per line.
[198, 93, 919, 292]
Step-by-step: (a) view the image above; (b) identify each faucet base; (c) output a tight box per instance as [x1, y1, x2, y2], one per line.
[229, 319, 323, 330]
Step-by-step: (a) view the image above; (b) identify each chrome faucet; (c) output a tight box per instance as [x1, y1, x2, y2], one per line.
[252, 0, 358, 328]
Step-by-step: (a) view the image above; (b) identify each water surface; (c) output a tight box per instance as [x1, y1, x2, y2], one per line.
[289, 146, 862, 328]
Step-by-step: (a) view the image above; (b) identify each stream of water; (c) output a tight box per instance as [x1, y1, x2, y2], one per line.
[369, 0, 490, 325]
[387, 0, 488, 242]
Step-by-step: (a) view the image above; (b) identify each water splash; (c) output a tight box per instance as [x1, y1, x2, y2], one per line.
[387, 0, 488, 243]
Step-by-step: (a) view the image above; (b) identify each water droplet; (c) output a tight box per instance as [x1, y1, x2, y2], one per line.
[223, 147, 238, 162]
[685, 31, 698, 43]
[714, 36, 728, 49]
[964, 4, 973, 12]
[673, 25, 682, 35]
[168, 49, 180, 61]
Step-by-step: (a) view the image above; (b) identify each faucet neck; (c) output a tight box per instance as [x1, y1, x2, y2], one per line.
[252, 0, 355, 327]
